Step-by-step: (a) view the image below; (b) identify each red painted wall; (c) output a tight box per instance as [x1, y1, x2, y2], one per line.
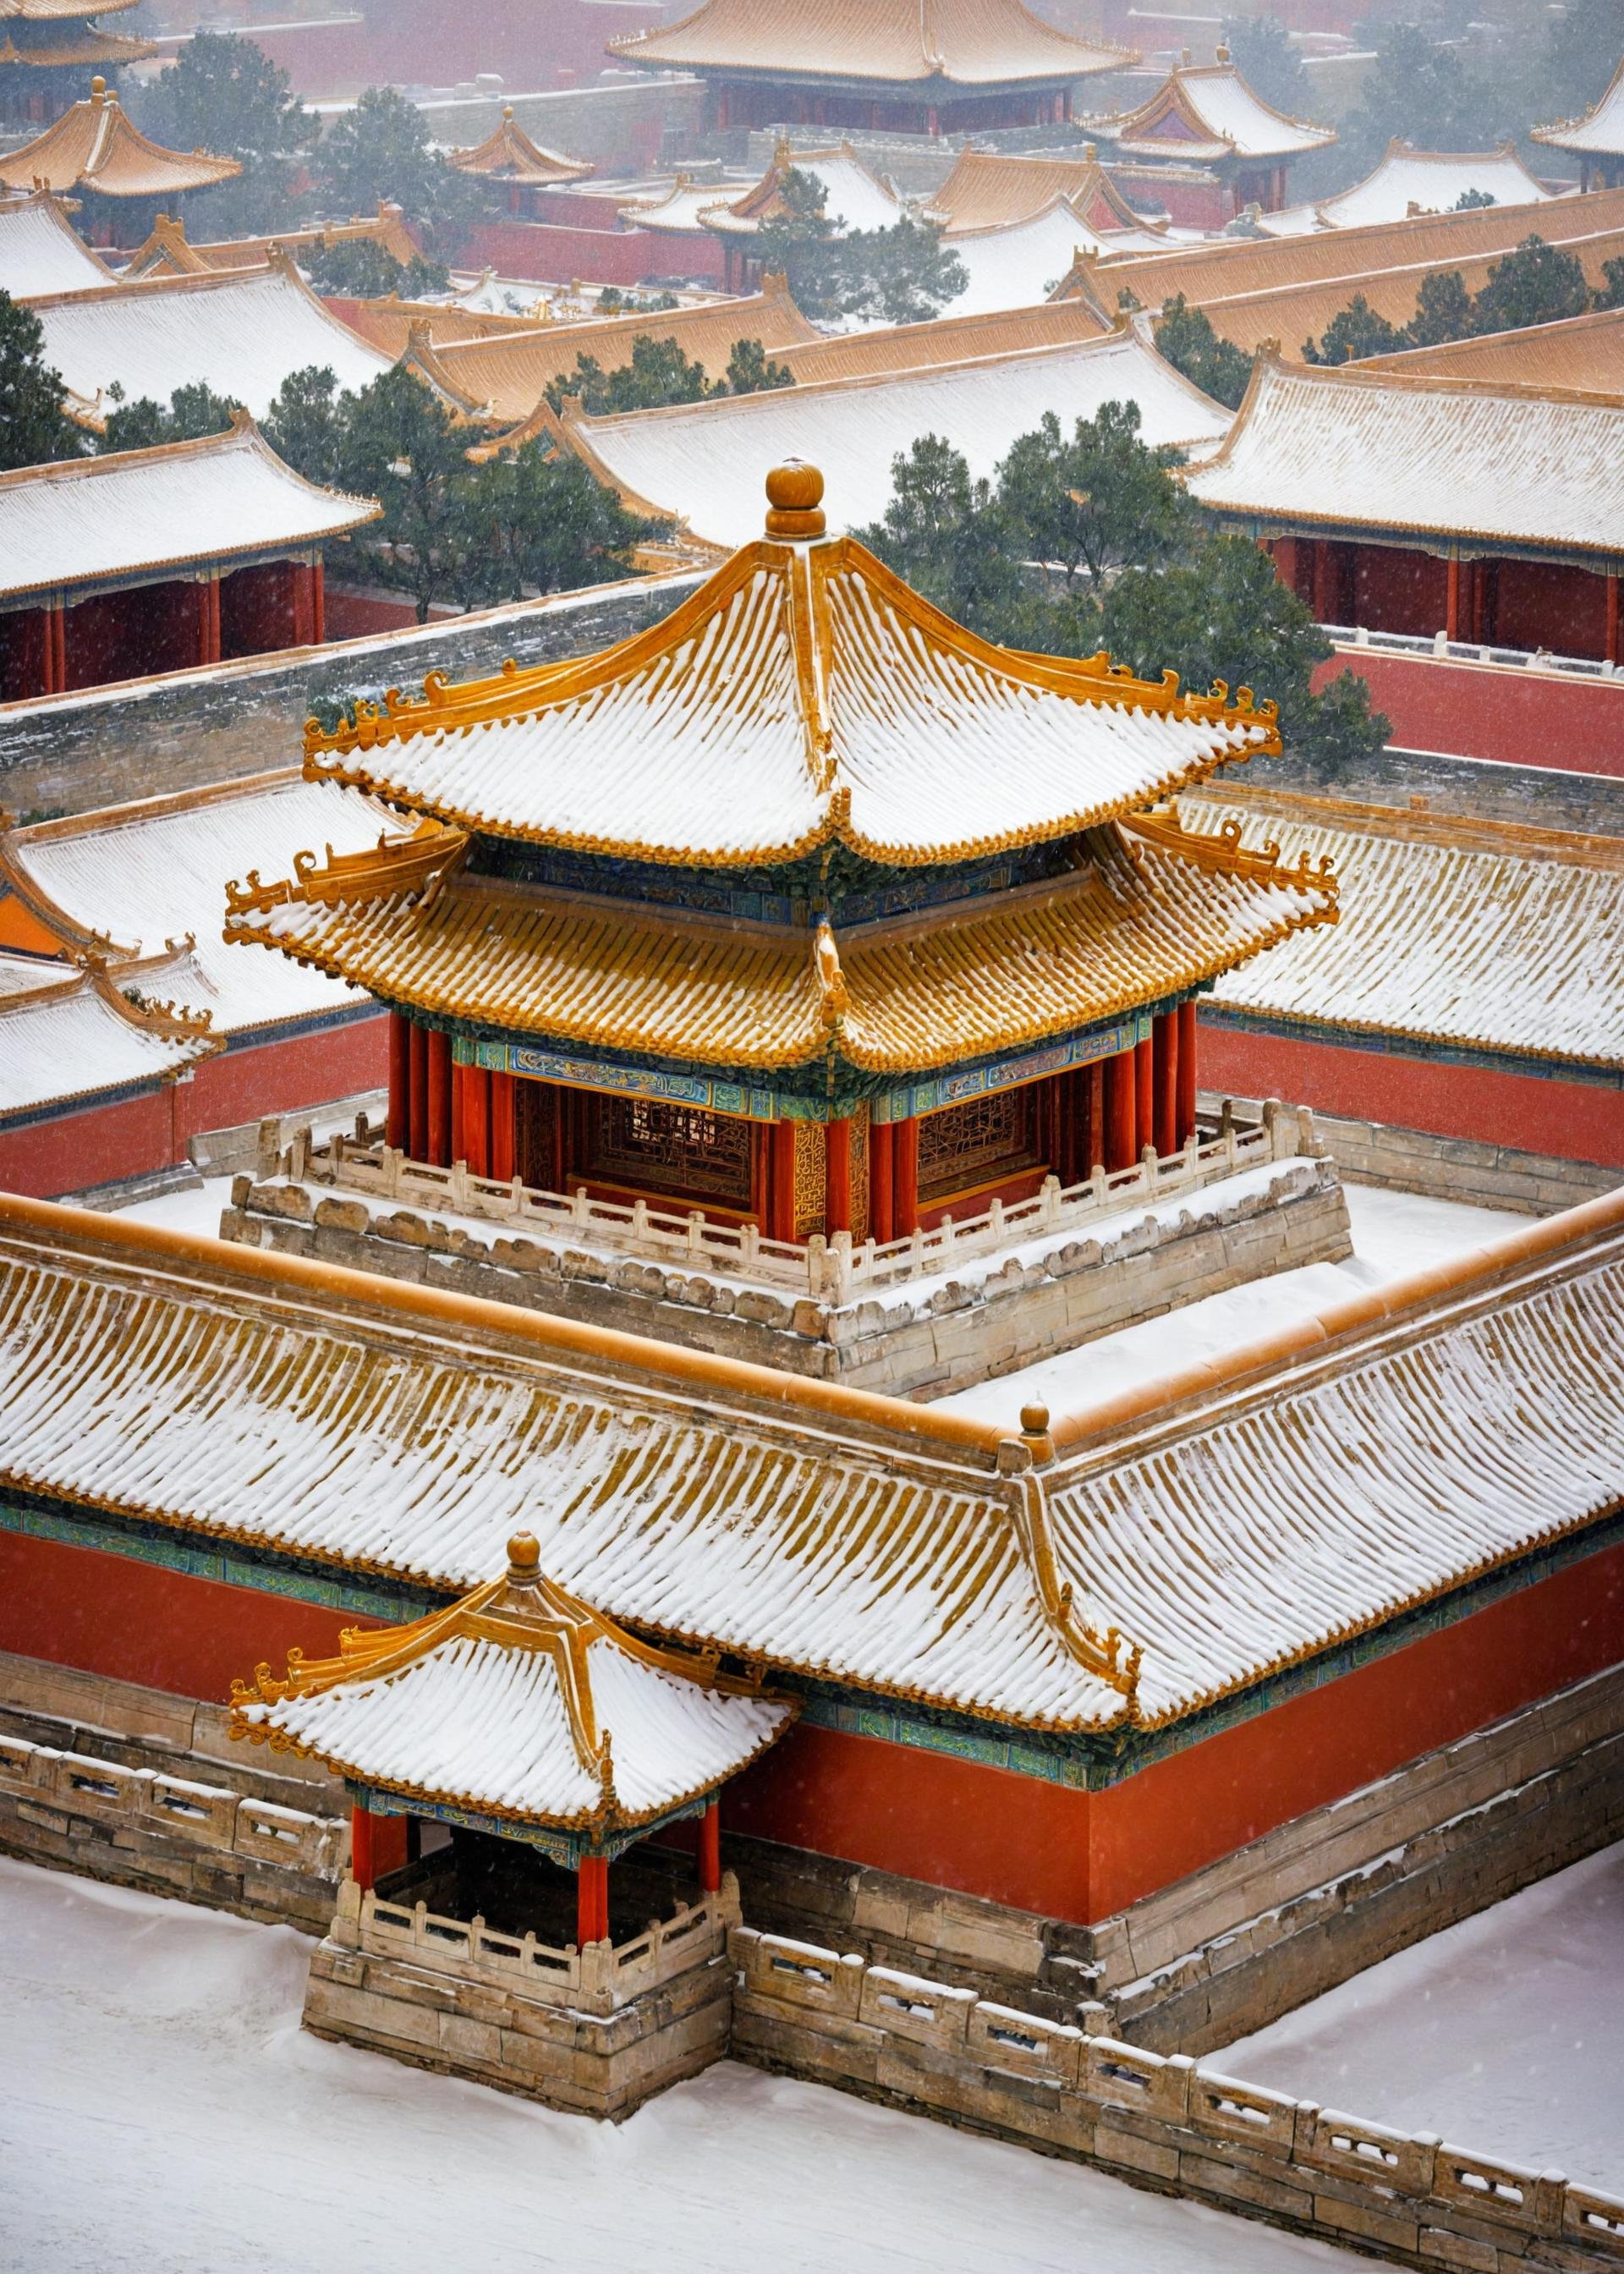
[1199, 1017, 1624, 1169]
[1314, 645, 1624, 772]
[0, 1014, 388, 1200]
[321, 587, 458, 640]
[3, 1522, 1620, 1919]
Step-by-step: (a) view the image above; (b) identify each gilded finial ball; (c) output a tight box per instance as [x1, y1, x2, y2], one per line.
[1215, 41, 1231, 62]
[1020, 1403, 1051, 1438]
[766, 459, 823, 514]
[91, 74, 107, 96]
[507, 1530, 540, 1577]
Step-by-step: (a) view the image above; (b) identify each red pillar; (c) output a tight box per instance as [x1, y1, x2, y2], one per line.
[387, 1011, 410, 1150]
[1177, 999, 1198, 1145]
[426, 1030, 452, 1167]
[490, 1070, 515, 1182]
[1445, 557, 1461, 642]
[698, 1799, 721, 1894]
[408, 1020, 429, 1161]
[1134, 1032, 1155, 1158]
[311, 558, 326, 645]
[1104, 1047, 1136, 1173]
[351, 1804, 375, 1892]
[769, 1122, 797, 1243]
[195, 577, 221, 665]
[450, 1058, 467, 1167]
[1153, 1010, 1179, 1160]
[1086, 1061, 1106, 1178]
[825, 1116, 852, 1236]
[893, 1117, 919, 1236]
[1311, 541, 1336, 623]
[1607, 574, 1620, 667]
[871, 1118, 894, 1243]
[46, 601, 66, 694]
[577, 1854, 609, 1946]
[465, 1066, 491, 1178]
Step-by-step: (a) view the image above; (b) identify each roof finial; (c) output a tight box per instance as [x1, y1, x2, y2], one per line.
[91, 74, 107, 98]
[765, 459, 826, 540]
[1215, 41, 1230, 63]
[507, 1530, 541, 1585]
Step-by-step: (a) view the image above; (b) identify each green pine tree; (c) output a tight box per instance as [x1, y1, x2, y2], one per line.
[1154, 294, 1255, 410]
[0, 292, 89, 471]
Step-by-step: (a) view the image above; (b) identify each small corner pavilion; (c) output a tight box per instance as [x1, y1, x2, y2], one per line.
[231, 1530, 796, 1953]
[448, 107, 593, 217]
[0, 76, 239, 238]
[225, 460, 1335, 1252]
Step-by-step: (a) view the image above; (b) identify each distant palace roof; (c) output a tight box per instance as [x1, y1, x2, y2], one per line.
[1261, 140, 1561, 239]
[27, 256, 393, 427]
[926, 146, 1166, 238]
[233, 1535, 793, 1835]
[1095, 53, 1335, 164]
[424, 278, 819, 427]
[1360, 304, 1624, 396]
[777, 295, 1111, 382]
[1189, 790, 1624, 1072]
[121, 203, 423, 281]
[3, 1182, 1623, 1733]
[607, 0, 1129, 88]
[1532, 58, 1624, 160]
[0, 958, 218, 1123]
[622, 141, 904, 240]
[0, 79, 239, 200]
[265, 465, 1279, 871]
[448, 107, 593, 186]
[1184, 352, 1624, 564]
[0, 415, 377, 608]
[0, 0, 154, 73]
[554, 325, 1232, 549]
[933, 196, 1155, 319]
[0, 189, 115, 300]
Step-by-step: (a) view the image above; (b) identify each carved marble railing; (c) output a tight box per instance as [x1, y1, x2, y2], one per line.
[288, 1100, 1318, 1306]
[332, 1871, 740, 2017]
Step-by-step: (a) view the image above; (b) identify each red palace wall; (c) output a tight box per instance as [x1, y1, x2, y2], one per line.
[0, 1013, 388, 1199]
[1198, 1017, 1624, 1169]
[1313, 645, 1624, 774]
[5, 1524, 1618, 1922]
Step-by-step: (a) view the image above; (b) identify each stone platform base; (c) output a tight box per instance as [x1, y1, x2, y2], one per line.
[303, 1936, 733, 2120]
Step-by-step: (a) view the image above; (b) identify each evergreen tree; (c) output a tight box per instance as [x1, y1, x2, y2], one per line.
[1471, 235, 1591, 334]
[855, 435, 1029, 639]
[133, 31, 311, 237]
[1303, 292, 1405, 365]
[752, 170, 966, 327]
[1453, 187, 1495, 211]
[0, 290, 87, 471]
[1594, 255, 1624, 313]
[544, 334, 720, 416]
[1154, 293, 1254, 410]
[465, 446, 663, 605]
[1328, 25, 1519, 190]
[724, 338, 795, 395]
[995, 403, 1193, 592]
[1404, 269, 1476, 349]
[262, 365, 346, 486]
[99, 381, 239, 453]
[313, 86, 478, 235]
[1220, 15, 1310, 118]
[337, 364, 477, 619]
[304, 239, 450, 299]
[1540, 0, 1623, 124]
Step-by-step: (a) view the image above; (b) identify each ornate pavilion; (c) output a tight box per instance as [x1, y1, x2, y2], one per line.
[0, 0, 152, 128]
[225, 462, 1333, 1260]
[0, 77, 239, 233]
[606, 0, 1130, 138]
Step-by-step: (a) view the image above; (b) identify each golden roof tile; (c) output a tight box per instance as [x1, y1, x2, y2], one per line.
[1095, 53, 1335, 162]
[0, 78, 239, 199]
[776, 296, 1112, 384]
[607, 0, 1131, 86]
[1358, 302, 1624, 396]
[926, 145, 1166, 236]
[448, 107, 593, 184]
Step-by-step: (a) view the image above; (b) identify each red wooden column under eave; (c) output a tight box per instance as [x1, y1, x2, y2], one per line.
[490, 1071, 515, 1181]
[1177, 999, 1198, 1145]
[577, 1854, 609, 1946]
[1153, 1010, 1179, 1159]
[425, 1030, 453, 1167]
[1134, 1030, 1155, 1157]
[1104, 1046, 1136, 1173]
[387, 1012, 411, 1150]
[892, 1118, 919, 1237]
[464, 1064, 491, 1177]
[825, 1116, 853, 1236]
[870, 1118, 895, 1242]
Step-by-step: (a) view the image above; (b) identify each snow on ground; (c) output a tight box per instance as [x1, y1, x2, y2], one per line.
[938, 1181, 1528, 1426]
[0, 1857, 1362, 2274]
[103, 1175, 235, 1240]
[1214, 1842, 1624, 2194]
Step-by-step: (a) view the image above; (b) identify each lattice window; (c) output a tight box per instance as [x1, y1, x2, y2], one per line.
[584, 1095, 754, 1209]
[918, 1087, 1042, 1204]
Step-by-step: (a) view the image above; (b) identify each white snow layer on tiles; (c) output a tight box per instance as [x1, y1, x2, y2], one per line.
[0, 950, 68, 995]
[0, 194, 112, 299]
[1267, 144, 1557, 235]
[335, 551, 1266, 864]
[0, 979, 202, 1114]
[0, 1858, 1365, 2274]
[931, 200, 1122, 318]
[1185, 355, 1624, 553]
[18, 777, 408, 1035]
[247, 1631, 790, 1819]
[1535, 60, 1624, 157]
[1190, 800, 1624, 1064]
[33, 266, 392, 420]
[1215, 1840, 1624, 2193]
[1168, 66, 1333, 156]
[0, 423, 376, 603]
[573, 327, 1232, 547]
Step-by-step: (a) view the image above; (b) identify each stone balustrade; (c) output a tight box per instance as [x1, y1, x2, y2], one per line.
[282, 1098, 1317, 1305]
[732, 1925, 1624, 2270]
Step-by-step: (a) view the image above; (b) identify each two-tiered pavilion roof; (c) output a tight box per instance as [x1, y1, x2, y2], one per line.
[0, 0, 153, 84]
[0, 76, 239, 199]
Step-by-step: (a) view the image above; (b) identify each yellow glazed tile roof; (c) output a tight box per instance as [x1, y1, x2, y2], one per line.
[1532, 58, 1624, 160]
[1095, 58, 1335, 162]
[448, 108, 593, 184]
[606, 0, 1129, 86]
[926, 146, 1166, 236]
[0, 80, 239, 199]
[1359, 303, 1624, 397]
[777, 296, 1111, 383]
[297, 492, 1278, 871]
[222, 812, 1336, 1072]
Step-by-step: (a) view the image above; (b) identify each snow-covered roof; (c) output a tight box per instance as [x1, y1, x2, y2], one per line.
[291, 459, 1273, 870]
[700, 143, 904, 237]
[1261, 139, 1560, 238]
[448, 107, 592, 184]
[0, 772, 411, 1040]
[779, 295, 1111, 382]
[618, 173, 751, 234]
[1532, 57, 1624, 160]
[428, 278, 819, 426]
[121, 203, 423, 281]
[28, 256, 393, 427]
[1098, 57, 1334, 162]
[0, 960, 217, 1120]
[4, 1182, 1622, 1735]
[1361, 304, 1624, 397]
[560, 324, 1232, 550]
[1188, 793, 1624, 1070]
[233, 1536, 793, 1832]
[0, 415, 377, 607]
[1184, 352, 1624, 562]
[0, 79, 239, 199]
[0, 189, 115, 300]
[608, 0, 1128, 87]
[927, 146, 1166, 239]
[933, 196, 1147, 319]
[224, 811, 1331, 1075]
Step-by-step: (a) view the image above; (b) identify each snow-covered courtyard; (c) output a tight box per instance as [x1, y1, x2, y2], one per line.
[1215, 1839, 1624, 2195]
[0, 1856, 1361, 2274]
